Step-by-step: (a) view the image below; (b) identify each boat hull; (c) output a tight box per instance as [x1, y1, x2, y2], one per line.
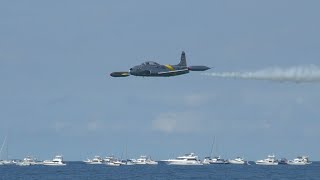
[228, 160, 246, 165]
[165, 161, 203, 166]
[43, 163, 66, 166]
[255, 162, 278, 165]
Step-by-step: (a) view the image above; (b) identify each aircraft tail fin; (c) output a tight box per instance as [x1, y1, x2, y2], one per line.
[178, 51, 187, 67]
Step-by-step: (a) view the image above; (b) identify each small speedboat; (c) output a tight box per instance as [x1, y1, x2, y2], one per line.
[202, 157, 213, 165]
[134, 156, 158, 165]
[210, 156, 228, 164]
[278, 158, 288, 165]
[85, 156, 104, 164]
[104, 155, 124, 166]
[16, 156, 37, 166]
[255, 155, 278, 165]
[287, 156, 312, 165]
[228, 157, 246, 165]
[121, 159, 135, 165]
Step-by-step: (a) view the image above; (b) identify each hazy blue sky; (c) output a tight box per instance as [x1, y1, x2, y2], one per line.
[1, 0, 320, 161]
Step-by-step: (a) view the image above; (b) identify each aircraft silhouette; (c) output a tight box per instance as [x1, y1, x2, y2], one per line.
[110, 51, 210, 77]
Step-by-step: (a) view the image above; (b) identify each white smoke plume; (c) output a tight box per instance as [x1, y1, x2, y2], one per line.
[203, 65, 320, 83]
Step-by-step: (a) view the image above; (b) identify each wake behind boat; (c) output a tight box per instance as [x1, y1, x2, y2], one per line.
[162, 153, 202, 165]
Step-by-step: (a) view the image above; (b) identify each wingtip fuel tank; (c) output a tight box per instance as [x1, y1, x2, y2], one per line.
[188, 66, 211, 71]
[110, 72, 130, 77]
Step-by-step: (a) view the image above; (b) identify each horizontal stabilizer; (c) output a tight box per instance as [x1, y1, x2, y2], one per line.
[110, 72, 130, 77]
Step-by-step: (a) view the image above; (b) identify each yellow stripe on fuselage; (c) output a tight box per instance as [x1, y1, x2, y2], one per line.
[164, 64, 175, 71]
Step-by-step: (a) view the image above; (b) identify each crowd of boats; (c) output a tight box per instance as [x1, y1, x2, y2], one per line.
[161, 153, 312, 166]
[0, 153, 312, 166]
[84, 155, 158, 166]
[0, 155, 66, 166]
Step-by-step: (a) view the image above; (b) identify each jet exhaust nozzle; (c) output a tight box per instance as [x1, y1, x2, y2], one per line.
[188, 66, 211, 71]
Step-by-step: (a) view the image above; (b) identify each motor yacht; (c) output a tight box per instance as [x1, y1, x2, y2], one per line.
[287, 156, 312, 165]
[0, 159, 16, 165]
[85, 156, 104, 164]
[162, 153, 202, 165]
[43, 155, 66, 166]
[202, 157, 212, 165]
[121, 159, 135, 165]
[255, 155, 278, 165]
[105, 159, 124, 166]
[228, 157, 246, 165]
[134, 156, 158, 165]
[278, 158, 288, 165]
[104, 155, 124, 166]
[210, 156, 228, 164]
[104, 155, 115, 163]
[16, 156, 37, 166]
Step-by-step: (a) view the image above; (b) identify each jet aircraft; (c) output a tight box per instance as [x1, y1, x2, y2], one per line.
[110, 51, 210, 77]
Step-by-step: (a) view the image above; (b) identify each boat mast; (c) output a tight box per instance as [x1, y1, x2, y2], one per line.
[125, 143, 127, 160]
[6, 136, 8, 160]
[0, 135, 7, 160]
[209, 136, 215, 158]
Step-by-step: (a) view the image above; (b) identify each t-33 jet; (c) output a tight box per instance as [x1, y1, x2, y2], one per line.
[110, 51, 210, 77]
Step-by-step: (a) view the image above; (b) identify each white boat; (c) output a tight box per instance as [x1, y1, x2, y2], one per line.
[163, 153, 203, 165]
[104, 155, 115, 163]
[210, 156, 228, 164]
[134, 156, 158, 165]
[278, 158, 288, 165]
[83, 159, 91, 163]
[43, 155, 66, 166]
[228, 157, 246, 165]
[85, 156, 104, 164]
[105, 160, 124, 166]
[287, 156, 312, 165]
[0, 159, 16, 165]
[255, 155, 278, 165]
[202, 157, 212, 165]
[104, 155, 124, 166]
[16, 156, 37, 166]
[122, 159, 135, 165]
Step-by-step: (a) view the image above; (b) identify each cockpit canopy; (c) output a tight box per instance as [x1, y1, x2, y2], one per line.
[141, 61, 159, 66]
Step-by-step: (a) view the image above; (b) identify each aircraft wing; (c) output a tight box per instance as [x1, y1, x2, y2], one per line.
[157, 69, 189, 75]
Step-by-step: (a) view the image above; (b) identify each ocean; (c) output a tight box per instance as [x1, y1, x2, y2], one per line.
[0, 161, 319, 180]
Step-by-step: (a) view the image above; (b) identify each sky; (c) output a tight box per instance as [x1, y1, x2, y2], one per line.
[1, 0, 320, 161]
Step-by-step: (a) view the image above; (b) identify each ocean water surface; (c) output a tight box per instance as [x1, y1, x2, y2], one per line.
[0, 161, 319, 179]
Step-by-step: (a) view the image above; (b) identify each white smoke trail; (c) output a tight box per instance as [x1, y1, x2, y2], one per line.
[203, 65, 320, 83]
